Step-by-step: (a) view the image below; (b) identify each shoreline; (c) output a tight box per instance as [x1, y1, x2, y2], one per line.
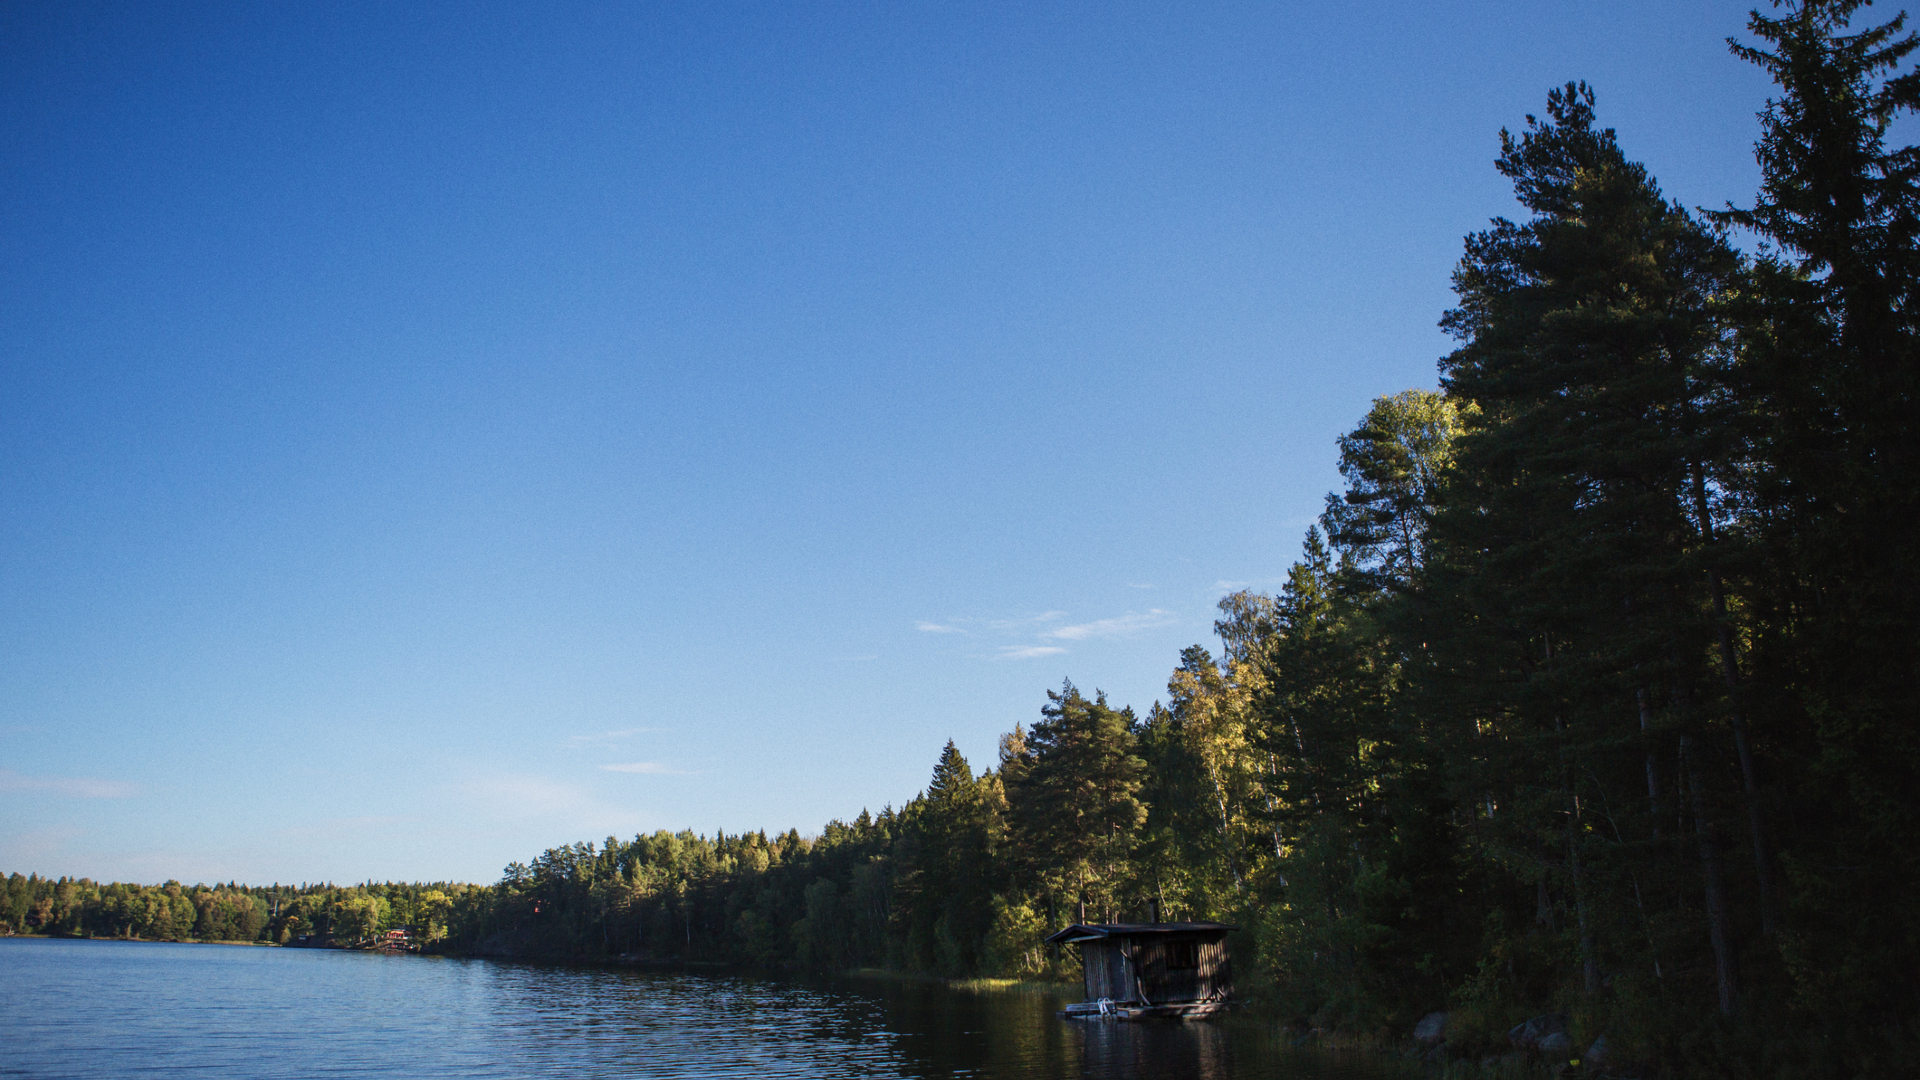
[1, 933, 280, 947]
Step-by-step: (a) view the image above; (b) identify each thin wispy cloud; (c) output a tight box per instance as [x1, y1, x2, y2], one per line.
[565, 728, 656, 747]
[1044, 609, 1176, 641]
[918, 612, 1071, 635]
[987, 611, 1068, 632]
[277, 815, 415, 842]
[457, 773, 597, 815]
[997, 645, 1069, 660]
[1126, 582, 1154, 589]
[320, 814, 411, 828]
[1211, 578, 1286, 596]
[926, 606, 1181, 661]
[0, 769, 138, 799]
[450, 771, 647, 835]
[601, 762, 688, 775]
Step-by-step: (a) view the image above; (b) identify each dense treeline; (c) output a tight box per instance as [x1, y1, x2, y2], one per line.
[0, 872, 483, 947]
[5, 4, 1914, 1073]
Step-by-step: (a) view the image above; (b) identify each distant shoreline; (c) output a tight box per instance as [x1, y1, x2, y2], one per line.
[1, 934, 278, 948]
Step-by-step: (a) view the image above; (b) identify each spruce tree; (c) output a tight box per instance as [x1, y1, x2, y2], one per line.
[1718, 2, 1920, 1060]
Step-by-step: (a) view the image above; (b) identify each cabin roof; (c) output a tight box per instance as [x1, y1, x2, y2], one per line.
[1043, 921, 1237, 945]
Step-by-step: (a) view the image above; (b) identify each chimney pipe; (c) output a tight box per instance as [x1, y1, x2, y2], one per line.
[1151, 898, 1160, 924]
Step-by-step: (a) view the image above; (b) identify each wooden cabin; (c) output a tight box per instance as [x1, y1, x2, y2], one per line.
[1044, 921, 1235, 1019]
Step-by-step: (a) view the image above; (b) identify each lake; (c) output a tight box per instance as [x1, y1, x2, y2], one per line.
[0, 937, 1410, 1079]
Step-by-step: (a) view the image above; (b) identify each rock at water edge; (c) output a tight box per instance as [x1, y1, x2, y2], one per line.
[1413, 1011, 1448, 1044]
[1508, 1012, 1570, 1050]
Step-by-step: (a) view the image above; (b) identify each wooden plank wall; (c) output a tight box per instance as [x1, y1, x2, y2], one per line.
[1080, 932, 1234, 1004]
[1199, 937, 1232, 1001]
[1081, 941, 1130, 1001]
[1139, 934, 1231, 1003]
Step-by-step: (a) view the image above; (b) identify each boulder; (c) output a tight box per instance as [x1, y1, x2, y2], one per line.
[1584, 1035, 1610, 1072]
[1413, 1011, 1449, 1044]
[1538, 1031, 1572, 1055]
[1508, 1012, 1570, 1050]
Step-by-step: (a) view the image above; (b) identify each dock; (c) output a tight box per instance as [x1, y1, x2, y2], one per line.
[1058, 999, 1233, 1021]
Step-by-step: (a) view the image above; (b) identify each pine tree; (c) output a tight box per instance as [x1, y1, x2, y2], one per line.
[1008, 681, 1148, 922]
[1426, 82, 1750, 1017]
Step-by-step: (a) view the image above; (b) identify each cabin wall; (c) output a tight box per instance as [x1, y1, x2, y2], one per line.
[1081, 941, 1134, 1001]
[1134, 939, 1189, 1003]
[1134, 933, 1232, 1004]
[1200, 937, 1232, 1002]
[1078, 931, 1235, 1005]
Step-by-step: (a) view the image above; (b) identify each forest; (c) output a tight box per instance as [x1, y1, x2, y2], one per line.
[6, 3, 1918, 1074]
[0, 874, 485, 949]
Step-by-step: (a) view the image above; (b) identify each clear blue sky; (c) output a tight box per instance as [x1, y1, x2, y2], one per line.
[2, 1, 1774, 885]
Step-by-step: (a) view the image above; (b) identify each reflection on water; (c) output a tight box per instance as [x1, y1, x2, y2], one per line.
[1083, 1016, 1232, 1080]
[0, 937, 1407, 1079]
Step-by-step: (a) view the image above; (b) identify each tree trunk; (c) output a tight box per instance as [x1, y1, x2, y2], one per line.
[1693, 467, 1776, 935]
[1209, 763, 1244, 890]
[1569, 811, 1598, 994]
[1681, 732, 1738, 1015]
[1566, 799, 1597, 991]
[1638, 688, 1662, 839]
[1556, 709, 1599, 994]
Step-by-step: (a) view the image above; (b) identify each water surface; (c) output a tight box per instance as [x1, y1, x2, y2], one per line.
[0, 937, 1408, 1079]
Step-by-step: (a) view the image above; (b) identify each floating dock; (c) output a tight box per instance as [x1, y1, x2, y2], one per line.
[1058, 999, 1233, 1021]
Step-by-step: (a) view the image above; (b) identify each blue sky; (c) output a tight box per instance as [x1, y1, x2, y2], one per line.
[2, 1, 1776, 884]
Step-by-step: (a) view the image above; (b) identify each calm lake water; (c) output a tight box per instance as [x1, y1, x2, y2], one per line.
[0, 937, 1410, 1079]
